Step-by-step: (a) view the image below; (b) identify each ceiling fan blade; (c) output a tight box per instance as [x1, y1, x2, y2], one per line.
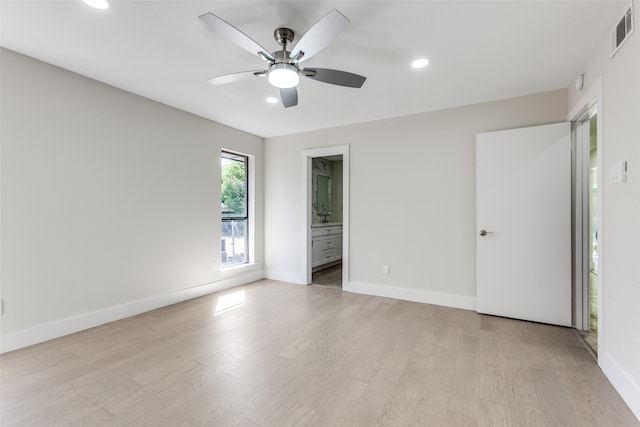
[199, 13, 274, 61]
[207, 70, 267, 85]
[290, 9, 349, 63]
[302, 68, 366, 88]
[280, 87, 298, 108]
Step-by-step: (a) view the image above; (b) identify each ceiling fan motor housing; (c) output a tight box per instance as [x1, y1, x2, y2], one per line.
[274, 28, 295, 47]
[272, 50, 293, 64]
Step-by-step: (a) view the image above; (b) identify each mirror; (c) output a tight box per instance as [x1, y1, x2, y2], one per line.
[317, 175, 331, 216]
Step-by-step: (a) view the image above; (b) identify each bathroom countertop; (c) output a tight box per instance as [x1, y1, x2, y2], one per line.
[311, 222, 343, 228]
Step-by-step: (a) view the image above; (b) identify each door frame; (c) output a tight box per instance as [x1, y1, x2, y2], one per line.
[302, 145, 349, 286]
[572, 115, 593, 331]
[568, 77, 604, 356]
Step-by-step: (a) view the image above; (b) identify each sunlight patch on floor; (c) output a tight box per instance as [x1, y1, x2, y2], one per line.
[214, 289, 245, 315]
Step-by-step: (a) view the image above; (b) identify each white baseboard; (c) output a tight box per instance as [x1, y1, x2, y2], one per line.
[600, 351, 640, 421]
[345, 281, 477, 311]
[0, 269, 264, 354]
[264, 270, 307, 285]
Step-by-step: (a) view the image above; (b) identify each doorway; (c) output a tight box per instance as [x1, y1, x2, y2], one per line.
[303, 145, 349, 289]
[311, 156, 343, 288]
[573, 110, 599, 353]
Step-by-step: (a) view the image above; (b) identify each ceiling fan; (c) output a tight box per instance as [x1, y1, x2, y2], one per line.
[198, 9, 367, 108]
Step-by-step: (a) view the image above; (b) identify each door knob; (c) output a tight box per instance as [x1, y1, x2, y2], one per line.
[479, 230, 493, 236]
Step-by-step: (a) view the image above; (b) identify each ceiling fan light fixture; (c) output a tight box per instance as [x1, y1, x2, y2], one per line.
[268, 63, 300, 88]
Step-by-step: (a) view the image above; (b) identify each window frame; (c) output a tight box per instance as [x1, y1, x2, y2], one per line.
[221, 150, 250, 268]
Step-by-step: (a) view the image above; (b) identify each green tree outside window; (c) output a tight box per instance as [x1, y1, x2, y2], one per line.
[221, 160, 246, 216]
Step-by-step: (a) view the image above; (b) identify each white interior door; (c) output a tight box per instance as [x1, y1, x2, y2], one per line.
[476, 123, 572, 326]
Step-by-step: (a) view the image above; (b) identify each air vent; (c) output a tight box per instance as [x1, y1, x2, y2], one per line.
[611, 3, 634, 57]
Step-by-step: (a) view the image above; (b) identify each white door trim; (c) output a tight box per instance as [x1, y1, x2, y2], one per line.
[568, 77, 604, 357]
[572, 117, 591, 331]
[302, 145, 349, 286]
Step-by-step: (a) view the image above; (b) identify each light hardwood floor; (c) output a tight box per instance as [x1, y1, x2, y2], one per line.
[1, 280, 638, 426]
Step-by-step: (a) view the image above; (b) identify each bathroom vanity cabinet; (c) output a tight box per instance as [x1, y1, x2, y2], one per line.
[311, 224, 343, 268]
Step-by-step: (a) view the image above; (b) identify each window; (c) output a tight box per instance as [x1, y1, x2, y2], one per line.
[221, 151, 248, 267]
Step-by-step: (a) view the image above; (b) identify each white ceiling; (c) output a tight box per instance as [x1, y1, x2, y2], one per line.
[0, 1, 626, 138]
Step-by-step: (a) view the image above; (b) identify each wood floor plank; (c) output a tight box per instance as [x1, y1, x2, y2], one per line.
[505, 369, 546, 427]
[377, 389, 419, 426]
[68, 406, 115, 426]
[105, 379, 196, 425]
[478, 399, 513, 426]
[278, 336, 313, 360]
[530, 366, 580, 426]
[377, 352, 433, 426]
[271, 402, 316, 427]
[411, 345, 455, 425]
[379, 332, 420, 375]
[350, 337, 395, 382]
[306, 377, 368, 426]
[340, 368, 401, 427]
[1, 280, 638, 427]
[236, 419, 261, 427]
[446, 334, 480, 419]
[213, 355, 316, 425]
[0, 381, 78, 424]
[296, 343, 368, 409]
[477, 335, 514, 406]
[444, 410, 478, 426]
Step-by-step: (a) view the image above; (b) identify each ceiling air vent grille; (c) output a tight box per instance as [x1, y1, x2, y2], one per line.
[611, 3, 634, 57]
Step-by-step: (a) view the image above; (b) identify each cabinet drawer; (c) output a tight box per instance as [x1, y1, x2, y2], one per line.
[322, 226, 343, 235]
[322, 248, 336, 261]
[335, 236, 343, 256]
[311, 226, 343, 267]
[322, 238, 336, 250]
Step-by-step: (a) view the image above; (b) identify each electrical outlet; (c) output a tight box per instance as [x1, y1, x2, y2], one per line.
[1, 299, 4, 315]
[212, 261, 218, 272]
[382, 265, 390, 276]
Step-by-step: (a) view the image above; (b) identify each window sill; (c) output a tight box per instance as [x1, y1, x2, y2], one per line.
[219, 262, 259, 277]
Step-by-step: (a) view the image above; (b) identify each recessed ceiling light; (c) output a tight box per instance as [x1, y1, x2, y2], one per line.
[411, 58, 429, 69]
[83, 0, 109, 10]
[266, 97, 279, 104]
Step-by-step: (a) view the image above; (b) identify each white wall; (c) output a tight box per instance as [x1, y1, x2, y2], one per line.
[264, 89, 567, 308]
[0, 49, 264, 352]
[568, 10, 640, 418]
